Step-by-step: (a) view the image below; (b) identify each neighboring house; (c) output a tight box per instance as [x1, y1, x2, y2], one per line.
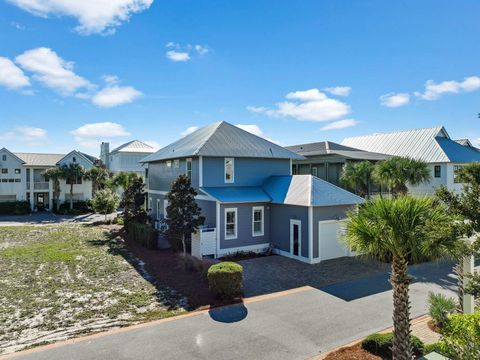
[342, 126, 480, 195]
[100, 140, 155, 177]
[141, 121, 363, 264]
[0, 148, 96, 210]
[286, 141, 388, 188]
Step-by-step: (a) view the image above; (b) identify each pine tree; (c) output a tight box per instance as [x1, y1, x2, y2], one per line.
[166, 175, 205, 257]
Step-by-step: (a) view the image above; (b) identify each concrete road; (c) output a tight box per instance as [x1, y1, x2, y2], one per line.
[6, 261, 463, 360]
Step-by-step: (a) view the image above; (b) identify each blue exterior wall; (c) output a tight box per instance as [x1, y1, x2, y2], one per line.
[219, 202, 270, 250]
[312, 205, 353, 259]
[148, 158, 199, 192]
[203, 157, 290, 187]
[269, 204, 309, 258]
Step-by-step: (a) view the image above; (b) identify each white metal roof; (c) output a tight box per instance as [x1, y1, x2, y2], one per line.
[263, 175, 364, 207]
[342, 126, 480, 163]
[14, 152, 65, 167]
[111, 140, 155, 154]
[141, 121, 304, 162]
[286, 141, 389, 161]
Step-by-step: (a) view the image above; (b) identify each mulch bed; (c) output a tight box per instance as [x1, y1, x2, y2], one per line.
[122, 237, 218, 309]
[323, 344, 381, 360]
[427, 319, 442, 334]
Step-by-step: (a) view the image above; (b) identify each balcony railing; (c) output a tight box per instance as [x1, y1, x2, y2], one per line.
[26, 182, 50, 190]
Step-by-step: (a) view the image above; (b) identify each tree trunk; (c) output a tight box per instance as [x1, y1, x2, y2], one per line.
[390, 256, 412, 360]
[70, 182, 74, 210]
[454, 258, 465, 313]
[182, 234, 186, 258]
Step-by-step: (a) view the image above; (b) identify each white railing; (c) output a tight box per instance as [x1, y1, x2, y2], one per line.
[191, 227, 217, 259]
[33, 182, 50, 190]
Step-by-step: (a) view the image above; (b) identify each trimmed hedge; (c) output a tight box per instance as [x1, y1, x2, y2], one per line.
[126, 222, 157, 249]
[57, 201, 91, 215]
[361, 332, 424, 358]
[0, 201, 31, 215]
[207, 261, 243, 301]
[423, 342, 448, 357]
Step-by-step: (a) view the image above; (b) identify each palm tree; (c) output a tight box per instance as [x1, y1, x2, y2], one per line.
[341, 161, 375, 198]
[373, 157, 431, 197]
[113, 172, 140, 192]
[344, 196, 456, 360]
[58, 163, 86, 210]
[85, 166, 111, 195]
[43, 167, 63, 212]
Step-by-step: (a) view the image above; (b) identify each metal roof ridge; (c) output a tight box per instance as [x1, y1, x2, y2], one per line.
[192, 121, 224, 156]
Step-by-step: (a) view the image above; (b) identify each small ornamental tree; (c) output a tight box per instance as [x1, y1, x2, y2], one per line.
[91, 189, 120, 222]
[166, 175, 205, 257]
[121, 176, 148, 226]
[436, 162, 480, 312]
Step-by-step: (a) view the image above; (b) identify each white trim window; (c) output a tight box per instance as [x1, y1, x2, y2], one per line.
[225, 208, 237, 240]
[173, 159, 180, 168]
[224, 158, 234, 183]
[166, 160, 172, 168]
[252, 206, 264, 237]
[156, 199, 161, 220]
[186, 158, 192, 180]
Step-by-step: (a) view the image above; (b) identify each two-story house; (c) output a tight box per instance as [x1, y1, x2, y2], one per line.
[0, 148, 96, 211]
[141, 122, 363, 264]
[100, 140, 155, 177]
[342, 126, 480, 195]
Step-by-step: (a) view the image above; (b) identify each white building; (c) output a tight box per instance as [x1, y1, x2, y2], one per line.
[100, 140, 154, 177]
[0, 148, 96, 210]
[342, 126, 480, 195]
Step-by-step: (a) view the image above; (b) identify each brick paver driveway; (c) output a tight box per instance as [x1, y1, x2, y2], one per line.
[240, 255, 390, 297]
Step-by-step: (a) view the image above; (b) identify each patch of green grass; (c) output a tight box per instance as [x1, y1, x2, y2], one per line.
[0, 225, 187, 355]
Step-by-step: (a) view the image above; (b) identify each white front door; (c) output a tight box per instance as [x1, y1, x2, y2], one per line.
[290, 219, 301, 257]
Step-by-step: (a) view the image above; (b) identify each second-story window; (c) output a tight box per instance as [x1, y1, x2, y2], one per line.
[166, 160, 172, 168]
[173, 159, 180, 168]
[1, 155, 6, 161]
[224, 158, 234, 183]
[1, 169, 7, 174]
[66, 176, 82, 185]
[434, 165, 441, 178]
[454, 165, 464, 184]
[186, 158, 192, 180]
[15, 169, 21, 174]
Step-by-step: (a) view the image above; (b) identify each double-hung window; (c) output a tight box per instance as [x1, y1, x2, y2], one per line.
[434, 165, 441, 178]
[173, 159, 180, 168]
[224, 158, 234, 183]
[186, 158, 192, 180]
[252, 206, 264, 237]
[225, 208, 237, 240]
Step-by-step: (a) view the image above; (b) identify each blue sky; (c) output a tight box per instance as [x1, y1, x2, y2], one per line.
[0, 0, 479, 156]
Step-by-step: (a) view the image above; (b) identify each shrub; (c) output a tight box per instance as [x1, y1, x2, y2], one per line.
[57, 201, 91, 215]
[423, 342, 449, 357]
[126, 222, 157, 249]
[428, 292, 456, 329]
[361, 332, 424, 358]
[440, 311, 480, 359]
[207, 262, 243, 301]
[182, 255, 212, 277]
[0, 201, 31, 215]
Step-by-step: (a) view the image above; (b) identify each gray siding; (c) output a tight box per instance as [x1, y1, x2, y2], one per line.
[147, 193, 216, 227]
[148, 158, 199, 191]
[219, 203, 270, 250]
[203, 157, 290, 187]
[312, 205, 353, 259]
[270, 204, 309, 258]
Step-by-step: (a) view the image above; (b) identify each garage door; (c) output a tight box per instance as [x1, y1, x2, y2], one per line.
[318, 220, 351, 261]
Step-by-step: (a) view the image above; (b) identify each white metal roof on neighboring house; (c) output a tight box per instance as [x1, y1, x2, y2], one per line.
[110, 140, 155, 154]
[286, 141, 389, 161]
[342, 126, 480, 163]
[141, 121, 304, 162]
[263, 175, 364, 207]
[14, 153, 65, 167]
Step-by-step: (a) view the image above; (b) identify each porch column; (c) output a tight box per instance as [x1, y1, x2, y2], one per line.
[29, 167, 34, 211]
[48, 179, 53, 211]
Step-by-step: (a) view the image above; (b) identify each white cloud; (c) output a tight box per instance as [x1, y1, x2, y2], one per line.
[380, 92, 410, 107]
[181, 126, 199, 137]
[194, 45, 208, 55]
[246, 106, 268, 113]
[0, 56, 31, 89]
[235, 124, 263, 137]
[15, 47, 92, 95]
[71, 122, 130, 147]
[6, 0, 153, 35]
[144, 140, 161, 151]
[92, 85, 142, 108]
[166, 50, 190, 62]
[248, 88, 351, 122]
[0, 126, 47, 143]
[324, 86, 351, 96]
[320, 119, 359, 131]
[414, 76, 480, 100]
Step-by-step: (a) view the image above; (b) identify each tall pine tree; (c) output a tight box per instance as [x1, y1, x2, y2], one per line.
[166, 175, 205, 257]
